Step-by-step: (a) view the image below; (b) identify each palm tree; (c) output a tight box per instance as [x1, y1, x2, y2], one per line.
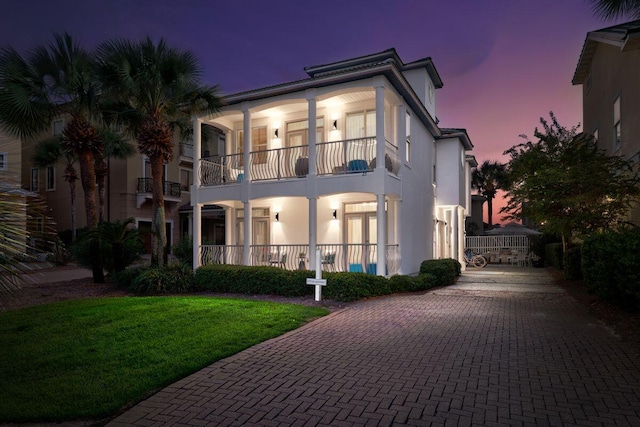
[0, 33, 105, 282]
[96, 37, 223, 266]
[471, 160, 506, 228]
[589, 0, 640, 19]
[32, 137, 79, 242]
[95, 127, 135, 224]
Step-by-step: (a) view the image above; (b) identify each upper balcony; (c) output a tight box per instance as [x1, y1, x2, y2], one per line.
[136, 178, 182, 208]
[198, 137, 400, 186]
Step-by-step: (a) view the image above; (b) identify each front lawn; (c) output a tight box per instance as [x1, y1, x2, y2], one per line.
[0, 297, 328, 422]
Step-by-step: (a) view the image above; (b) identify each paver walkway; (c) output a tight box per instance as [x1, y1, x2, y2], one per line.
[109, 267, 640, 426]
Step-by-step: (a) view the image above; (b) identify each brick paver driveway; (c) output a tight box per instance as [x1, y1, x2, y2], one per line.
[109, 267, 640, 426]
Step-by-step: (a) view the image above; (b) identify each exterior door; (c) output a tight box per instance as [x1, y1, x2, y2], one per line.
[345, 212, 376, 272]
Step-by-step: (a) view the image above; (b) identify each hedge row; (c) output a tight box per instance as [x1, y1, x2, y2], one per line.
[115, 258, 461, 302]
[582, 229, 640, 308]
[545, 243, 564, 269]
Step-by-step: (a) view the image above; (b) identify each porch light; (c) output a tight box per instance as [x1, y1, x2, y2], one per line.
[332, 209, 337, 220]
[274, 128, 279, 138]
[275, 212, 280, 222]
[332, 120, 338, 130]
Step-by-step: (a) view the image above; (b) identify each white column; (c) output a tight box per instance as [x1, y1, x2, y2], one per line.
[242, 106, 252, 182]
[375, 85, 386, 170]
[308, 197, 317, 270]
[191, 118, 202, 272]
[193, 118, 201, 187]
[458, 206, 466, 271]
[376, 194, 386, 276]
[243, 201, 251, 265]
[306, 91, 317, 176]
[450, 207, 458, 261]
[192, 203, 201, 271]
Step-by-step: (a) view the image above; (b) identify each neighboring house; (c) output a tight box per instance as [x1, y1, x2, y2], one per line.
[190, 49, 475, 275]
[7, 115, 213, 253]
[573, 19, 640, 224]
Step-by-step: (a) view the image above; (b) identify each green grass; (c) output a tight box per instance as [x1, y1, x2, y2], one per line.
[0, 297, 328, 422]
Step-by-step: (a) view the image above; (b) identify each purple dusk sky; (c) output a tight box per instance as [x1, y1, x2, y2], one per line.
[0, 0, 623, 218]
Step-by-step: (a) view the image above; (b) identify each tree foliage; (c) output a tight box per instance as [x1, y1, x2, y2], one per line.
[501, 113, 640, 248]
[588, 0, 640, 20]
[471, 160, 506, 228]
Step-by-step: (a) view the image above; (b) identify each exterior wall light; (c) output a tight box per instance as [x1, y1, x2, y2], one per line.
[275, 212, 280, 222]
[332, 120, 338, 130]
[274, 128, 279, 138]
[332, 209, 337, 220]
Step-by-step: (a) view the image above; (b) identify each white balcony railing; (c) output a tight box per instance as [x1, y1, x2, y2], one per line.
[198, 137, 399, 187]
[199, 243, 400, 276]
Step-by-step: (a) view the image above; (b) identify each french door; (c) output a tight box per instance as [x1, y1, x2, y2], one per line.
[345, 212, 377, 272]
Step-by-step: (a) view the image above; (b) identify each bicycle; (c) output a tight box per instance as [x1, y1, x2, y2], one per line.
[464, 249, 488, 268]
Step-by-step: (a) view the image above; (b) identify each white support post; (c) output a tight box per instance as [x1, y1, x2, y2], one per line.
[242, 107, 251, 182]
[191, 118, 202, 272]
[306, 91, 317, 176]
[458, 206, 466, 271]
[375, 85, 386, 170]
[308, 197, 317, 270]
[193, 203, 201, 271]
[243, 201, 251, 266]
[376, 194, 386, 276]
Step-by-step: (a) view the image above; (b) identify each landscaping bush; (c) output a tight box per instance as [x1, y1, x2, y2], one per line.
[419, 259, 458, 286]
[129, 263, 194, 295]
[544, 243, 564, 269]
[111, 265, 147, 289]
[73, 219, 144, 273]
[388, 273, 437, 293]
[563, 245, 582, 280]
[582, 229, 640, 309]
[172, 235, 193, 266]
[195, 265, 312, 297]
[46, 240, 73, 266]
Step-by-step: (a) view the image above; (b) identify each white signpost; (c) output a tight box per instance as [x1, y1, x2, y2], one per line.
[306, 249, 327, 301]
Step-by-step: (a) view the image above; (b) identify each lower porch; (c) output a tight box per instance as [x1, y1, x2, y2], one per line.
[200, 243, 400, 275]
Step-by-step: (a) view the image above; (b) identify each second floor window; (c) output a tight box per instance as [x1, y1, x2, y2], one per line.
[613, 96, 621, 151]
[31, 168, 39, 192]
[53, 119, 64, 136]
[180, 169, 191, 192]
[406, 111, 411, 163]
[346, 111, 376, 139]
[46, 165, 55, 191]
[237, 127, 267, 165]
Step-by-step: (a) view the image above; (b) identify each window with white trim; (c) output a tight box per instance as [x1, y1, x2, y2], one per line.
[46, 165, 55, 191]
[346, 110, 376, 139]
[405, 111, 411, 163]
[613, 96, 621, 151]
[237, 127, 267, 165]
[31, 168, 39, 191]
[0, 152, 6, 171]
[53, 119, 64, 136]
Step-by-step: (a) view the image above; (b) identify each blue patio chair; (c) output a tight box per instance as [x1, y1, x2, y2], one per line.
[349, 263, 364, 273]
[347, 160, 368, 174]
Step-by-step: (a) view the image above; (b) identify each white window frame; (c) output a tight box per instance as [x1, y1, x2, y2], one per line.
[53, 119, 64, 136]
[0, 152, 7, 171]
[31, 168, 39, 192]
[405, 111, 411, 163]
[46, 165, 55, 191]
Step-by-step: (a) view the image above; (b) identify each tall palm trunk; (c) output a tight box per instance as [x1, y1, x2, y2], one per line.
[64, 163, 78, 243]
[95, 157, 107, 224]
[487, 199, 494, 228]
[77, 150, 105, 283]
[150, 154, 167, 266]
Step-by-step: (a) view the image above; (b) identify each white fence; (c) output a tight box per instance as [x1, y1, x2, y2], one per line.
[465, 235, 532, 255]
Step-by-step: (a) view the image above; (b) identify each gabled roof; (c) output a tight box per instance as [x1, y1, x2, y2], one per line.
[572, 20, 640, 85]
[438, 128, 474, 150]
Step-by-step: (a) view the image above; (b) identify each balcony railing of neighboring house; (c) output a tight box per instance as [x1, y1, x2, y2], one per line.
[199, 243, 400, 276]
[198, 137, 399, 187]
[179, 142, 194, 158]
[136, 178, 181, 197]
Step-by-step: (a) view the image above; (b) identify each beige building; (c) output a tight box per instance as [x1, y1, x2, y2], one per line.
[573, 19, 640, 224]
[1, 117, 220, 253]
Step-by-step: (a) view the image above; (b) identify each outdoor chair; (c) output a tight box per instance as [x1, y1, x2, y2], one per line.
[321, 252, 336, 271]
[269, 253, 287, 268]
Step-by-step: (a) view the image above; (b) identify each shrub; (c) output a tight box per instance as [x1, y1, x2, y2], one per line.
[129, 263, 194, 295]
[388, 273, 437, 293]
[73, 219, 144, 274]
[111, 265, 147, 289]
[172, 236, 193, 266]
[46, 240, 73, 266]
[582, 229, 640, 308]
[322, 272, 390, 302]
[544, 243, 564, 269]
[419, 259, 457, 286]
[563, 245, 582, 280]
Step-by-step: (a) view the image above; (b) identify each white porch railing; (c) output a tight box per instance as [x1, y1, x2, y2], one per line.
[199, 243, 400, 275]
[465, 235, 532, 255]
[198, 137, 399, 187]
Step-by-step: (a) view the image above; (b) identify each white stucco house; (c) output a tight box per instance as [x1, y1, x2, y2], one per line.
[190, 49, 475, 275]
